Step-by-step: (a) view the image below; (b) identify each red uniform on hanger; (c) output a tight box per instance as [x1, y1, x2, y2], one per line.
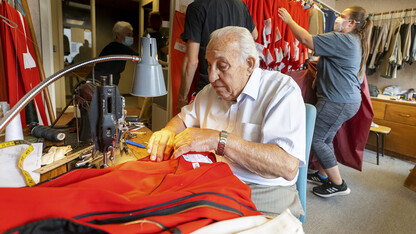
[0, 1, 48, 126]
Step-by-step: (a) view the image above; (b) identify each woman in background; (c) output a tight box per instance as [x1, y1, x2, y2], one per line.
[279, 6, 373, 197]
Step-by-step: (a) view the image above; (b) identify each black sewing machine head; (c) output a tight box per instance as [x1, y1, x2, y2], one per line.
[89, 75, 125, 167]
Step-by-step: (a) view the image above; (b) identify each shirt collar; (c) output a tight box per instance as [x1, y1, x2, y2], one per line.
[238, 68, 261, 102]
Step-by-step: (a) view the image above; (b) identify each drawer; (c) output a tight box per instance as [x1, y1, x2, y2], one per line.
[371, 100, 387, 119]
[385, 104, 416, 126]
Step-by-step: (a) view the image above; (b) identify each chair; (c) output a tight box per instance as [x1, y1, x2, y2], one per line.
[369, 124, 391, 165]
[296, 103, 317, 223]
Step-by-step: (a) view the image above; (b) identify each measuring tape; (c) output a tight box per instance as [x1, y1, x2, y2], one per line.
[0, 140, 36, 187]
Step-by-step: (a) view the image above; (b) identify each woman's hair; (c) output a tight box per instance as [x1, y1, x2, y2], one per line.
[348, 6, 373, 79]
[113, 21, 133, 40]
[208, 26, 259, 68]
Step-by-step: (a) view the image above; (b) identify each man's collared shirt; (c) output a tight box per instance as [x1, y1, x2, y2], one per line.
[178, 68, 306, 186]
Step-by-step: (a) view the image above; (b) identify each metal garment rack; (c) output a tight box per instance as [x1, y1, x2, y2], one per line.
[371, 8, 416, 21]
[313, 0, 340, 16]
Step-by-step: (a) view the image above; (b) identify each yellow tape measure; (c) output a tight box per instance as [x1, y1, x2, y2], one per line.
[0, 140, 36, 187]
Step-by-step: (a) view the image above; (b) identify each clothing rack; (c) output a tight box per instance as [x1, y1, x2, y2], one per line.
[371, 8, 416, 21]
[373, 8, 416, 16]
[313, 0, 340, 16]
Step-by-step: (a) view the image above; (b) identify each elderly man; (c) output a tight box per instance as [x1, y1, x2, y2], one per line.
[147, 26, 305, 217]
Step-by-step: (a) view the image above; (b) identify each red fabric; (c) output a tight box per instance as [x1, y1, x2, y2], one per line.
[286, 62, 373, 171]
[170, 11, 186, 117]
[0, 152, 261, 233]
[0, 2, 48, 126]
[170, 11, 199, 116]
[243, 0, 309, 71]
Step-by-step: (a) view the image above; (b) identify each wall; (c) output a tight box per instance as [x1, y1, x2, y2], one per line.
[333, 0, 416, 92]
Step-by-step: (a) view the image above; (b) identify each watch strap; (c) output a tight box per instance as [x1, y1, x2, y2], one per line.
[217, 130, 228, 156]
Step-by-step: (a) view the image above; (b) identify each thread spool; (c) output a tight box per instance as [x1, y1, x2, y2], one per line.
[5, 113, 24, 141]
[2, 102, 24, 141]
[31, 125, 66, 142]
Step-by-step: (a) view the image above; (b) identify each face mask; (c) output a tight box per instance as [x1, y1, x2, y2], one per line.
[334, 17, 353, 32]
[122, 36, 134, 46]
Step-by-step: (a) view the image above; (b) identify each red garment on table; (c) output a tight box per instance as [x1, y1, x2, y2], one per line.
[0, 152, 261, 233]
[0, 2, 48, 125]
[286, 62, 373, 171]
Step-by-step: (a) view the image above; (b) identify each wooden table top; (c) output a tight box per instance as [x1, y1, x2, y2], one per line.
[39, 127, 153, 182]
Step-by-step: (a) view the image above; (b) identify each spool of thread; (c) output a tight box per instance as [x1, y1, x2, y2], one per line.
[25, 100, 39, 126]
[5, 113, 24, 141]
[31, 125, 66, 142]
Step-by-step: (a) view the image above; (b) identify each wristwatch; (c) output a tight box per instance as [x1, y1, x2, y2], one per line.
[217, 130, 228, 156]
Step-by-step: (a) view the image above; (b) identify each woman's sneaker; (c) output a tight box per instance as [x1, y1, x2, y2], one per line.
[307, 171, 329, 185]
[312, 180, 351, 198]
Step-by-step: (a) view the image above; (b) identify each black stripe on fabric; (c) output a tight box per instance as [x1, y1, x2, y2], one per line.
[87, 200, 243, 225]
[73, 192, 256, 220]
[149, 158, 181, 195]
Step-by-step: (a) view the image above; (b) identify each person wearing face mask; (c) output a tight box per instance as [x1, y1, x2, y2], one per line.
[147, 26, 306, 218]
[278, 6, 373, 198]
[88, 21, 139, 85]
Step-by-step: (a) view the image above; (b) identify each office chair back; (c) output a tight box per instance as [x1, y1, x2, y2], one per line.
[297, 103, 316, 223]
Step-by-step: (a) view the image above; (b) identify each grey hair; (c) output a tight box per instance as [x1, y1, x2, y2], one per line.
[113, 21, 133, 40]
[207, 26, 259, 68]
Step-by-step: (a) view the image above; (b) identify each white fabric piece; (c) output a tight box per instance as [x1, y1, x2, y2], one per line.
[263, 18, 272, 48]
[275, 48, 284, 63]
[41, 145, 72, 165]
[255, 42, 266, 61]
[266, 49, 274, 65]
[238, 209, 304, 234]
[0, 143, 43, 187]
[179, 68, 305, 186]
[284, 41, 290, 58]
[275, 26, 282, 42]
[18, 12, 36, 69]
[294, 40, 300, 61]
[277, 62, 286, 71]
[191, 209, 304, 234]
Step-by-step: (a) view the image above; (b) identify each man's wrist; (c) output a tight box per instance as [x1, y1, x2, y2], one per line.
[216, 130, 228, 156]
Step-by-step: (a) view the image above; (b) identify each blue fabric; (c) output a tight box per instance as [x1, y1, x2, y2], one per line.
[312, 32, 362, 103]
[297, 104, 316, 223]
[322, 9, 336, 33]
[317, 172, 328, 179]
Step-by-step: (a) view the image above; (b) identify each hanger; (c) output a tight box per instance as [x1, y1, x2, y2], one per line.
[0, 14, 18, 28]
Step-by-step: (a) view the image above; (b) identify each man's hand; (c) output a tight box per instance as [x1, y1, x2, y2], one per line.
[278, 8, 293, 24]
[147, 128, 176, 161]
[172, 128, 218, 159]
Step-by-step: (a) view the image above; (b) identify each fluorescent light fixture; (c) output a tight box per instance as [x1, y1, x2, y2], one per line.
[66, 19, 84, 26]
[68, 2, 91, 10]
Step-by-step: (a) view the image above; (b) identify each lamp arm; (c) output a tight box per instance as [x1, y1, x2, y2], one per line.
[0, 55, 141, 133]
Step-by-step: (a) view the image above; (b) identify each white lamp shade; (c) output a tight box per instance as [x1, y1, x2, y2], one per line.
[130, 36, 167, 97]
